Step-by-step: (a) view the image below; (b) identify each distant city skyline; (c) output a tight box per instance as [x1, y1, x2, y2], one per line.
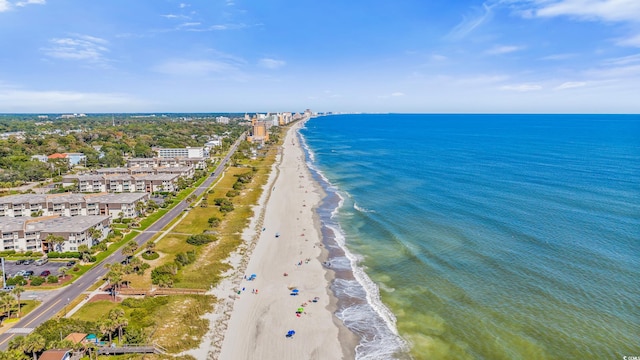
[1, 0, 639, 113]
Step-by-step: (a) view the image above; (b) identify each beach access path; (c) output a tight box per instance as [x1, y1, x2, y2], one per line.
[200, 120, 351, 359]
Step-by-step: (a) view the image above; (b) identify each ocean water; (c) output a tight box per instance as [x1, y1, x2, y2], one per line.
[298, 114, 640, 360]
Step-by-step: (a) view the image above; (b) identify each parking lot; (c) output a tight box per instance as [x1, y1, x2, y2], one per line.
[3, 259, 73, 279]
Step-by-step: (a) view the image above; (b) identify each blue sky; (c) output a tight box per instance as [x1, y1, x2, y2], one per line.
[1, 0, 639, 113]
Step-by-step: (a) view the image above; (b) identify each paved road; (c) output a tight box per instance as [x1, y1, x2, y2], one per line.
[0, 133, 245, 349]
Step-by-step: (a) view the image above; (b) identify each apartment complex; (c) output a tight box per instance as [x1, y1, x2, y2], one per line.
[156, 147, 204, 158]
[0, 193, 148, 219]
[62, 173, 181, 194]
[0, 215, 110, 252]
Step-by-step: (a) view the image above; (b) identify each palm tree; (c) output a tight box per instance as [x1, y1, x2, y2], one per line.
[104, 263, 123, 301]
[144, 241, 156, 254]
[83, 342, 98, 360]
[135, 201, 145, 216]
[0, 292, 13, 322]
[11, 286, 25, 318]
[98, 318, 116, 344]
[88, 227, 102, 244]
[45, 233, 65, 252]
[7, 335, 25, 351]
[22, 333, 45, 360]
[0, 349, 23, 360]
[108, 308, 128, 343]
[121, 241, 138, 264]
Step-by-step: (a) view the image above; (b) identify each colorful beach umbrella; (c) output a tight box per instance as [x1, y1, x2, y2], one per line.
[292, 289, 299, 293]
[297, 308, 304, 312]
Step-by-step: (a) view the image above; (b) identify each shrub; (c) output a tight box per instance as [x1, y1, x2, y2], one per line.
[46, 252, 81, 259]
[151, 263, 179, 286]
[226, 190, 239, 198]
[213, 198, 228, 206]
[219, 203, 234, 213]
[175, 251, 196, 267]
[186, 234, 216, 246]
[30, 276, 44, 286]
[7, 276, 27, 286]
[47, 275, 58, 284]
[93, 243, 108, 252]
[141, 252, 159, 261]
[207, 216, 221, 228]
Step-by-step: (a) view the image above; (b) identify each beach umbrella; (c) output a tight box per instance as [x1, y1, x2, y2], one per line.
[297, 307, 304, 312]
[292, 289, 299, 293]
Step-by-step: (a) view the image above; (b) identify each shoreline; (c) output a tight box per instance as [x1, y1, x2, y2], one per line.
[188, 119, 357, 360]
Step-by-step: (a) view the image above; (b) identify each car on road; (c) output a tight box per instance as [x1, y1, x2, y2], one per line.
[66, 260, 76, 267]
[13, 270, 26, 277]
[15, 259, 25, 265]
[35, 258, 48, 266]
[23, 259, 34, 265]
[24, 270, 34, 277]
[40, 270, 51, 277]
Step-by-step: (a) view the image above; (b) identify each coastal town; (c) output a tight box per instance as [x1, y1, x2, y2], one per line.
[0, 110, 324, 360]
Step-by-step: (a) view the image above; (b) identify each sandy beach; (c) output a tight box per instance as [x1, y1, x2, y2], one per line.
[188, 119, 356, 360]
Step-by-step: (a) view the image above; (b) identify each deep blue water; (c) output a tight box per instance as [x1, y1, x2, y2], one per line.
[299, 114, 640, 360]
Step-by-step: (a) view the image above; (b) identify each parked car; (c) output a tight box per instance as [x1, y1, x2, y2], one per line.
[15, 259, 25, 265]
[13, 270, 26, 277]
[24, 270, 34, 277]
[35, 258, 48, 266]
[23, 259, 34, 265]
[66, 260, 77, 267]
[40, 270, 51, 277]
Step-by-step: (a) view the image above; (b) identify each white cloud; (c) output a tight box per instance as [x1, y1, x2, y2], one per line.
[448, 2, 496, 39]
[258, 58, 285, 69]
[378, 92, 406, 99]
[540, 53, 577, 60]
[602, 53, 640, 65]
[0, 87, 145, 112]
[153, 59, 239, 76]
[500, 83, 543, 91]
[531, 0, 640, 23]
[485, 45, 524, 55]
[43, 35, 110, 66]
[580, 53, 640, 79]
[15, 0, 45, 7]
[555, 81, 587, 90]
[179, 3, 189, 8]
[0, 0, 10, 12]
[430, 54, 448, 61]
[616, 33, 640, 47]
[454, 74, 510, 85]
[179, 22, 201, 27]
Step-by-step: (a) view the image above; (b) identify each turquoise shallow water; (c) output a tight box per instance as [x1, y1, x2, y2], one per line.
[299, 114, 640, 359]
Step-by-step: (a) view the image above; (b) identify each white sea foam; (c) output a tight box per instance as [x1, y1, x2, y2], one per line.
[299, 127, 410, 359]
[354, 202, 376, 213]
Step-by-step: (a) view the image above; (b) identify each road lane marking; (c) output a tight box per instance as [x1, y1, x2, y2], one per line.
[0, 334, 15, 347]
[23, 299, 61, 327]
